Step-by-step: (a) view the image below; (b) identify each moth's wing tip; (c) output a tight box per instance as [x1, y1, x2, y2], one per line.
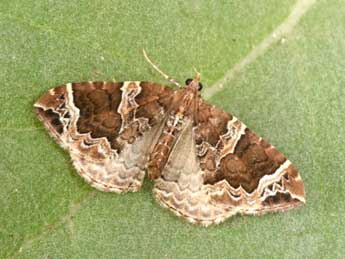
[33, 84, 70, 139]
[34, 84, 69, 109]
[285, 163, 306, 204]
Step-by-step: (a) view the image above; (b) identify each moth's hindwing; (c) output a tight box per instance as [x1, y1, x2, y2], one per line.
[34, 81, 173, 192]
[153, 100, 305, 226]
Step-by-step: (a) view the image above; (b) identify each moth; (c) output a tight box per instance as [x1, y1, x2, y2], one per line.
[34, 50, 305, 226]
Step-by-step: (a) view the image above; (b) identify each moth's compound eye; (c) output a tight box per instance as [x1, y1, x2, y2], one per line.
[185, 78, 193, 85]
[198, 82, 203, 91]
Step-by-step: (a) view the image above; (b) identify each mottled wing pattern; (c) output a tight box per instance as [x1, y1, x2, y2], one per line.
[154, 99, 305, 225]
[34, 81, 173, 192]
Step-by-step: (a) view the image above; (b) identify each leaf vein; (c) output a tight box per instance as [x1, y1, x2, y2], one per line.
[203, 0, 317, 99]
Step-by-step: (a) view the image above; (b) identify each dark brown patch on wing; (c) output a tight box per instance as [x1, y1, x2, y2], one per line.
[135, 82, 174, 124]
[195, 100, 290, 193]
[213, 129, 286, 193]
[263, 192, 292, 205]
[72, 82, 123, 150]
[35, 108, 64, 134]
[194, 100, 231, 146]
[261, 192, 303, 212]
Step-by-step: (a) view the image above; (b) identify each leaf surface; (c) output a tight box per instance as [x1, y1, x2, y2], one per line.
[1, 0, 344, 258]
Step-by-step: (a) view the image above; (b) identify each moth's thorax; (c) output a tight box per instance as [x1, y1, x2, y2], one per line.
[170, 87, 198, 118]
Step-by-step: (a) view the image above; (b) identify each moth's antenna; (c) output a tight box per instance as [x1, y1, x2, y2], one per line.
[142, 49, 181, 88]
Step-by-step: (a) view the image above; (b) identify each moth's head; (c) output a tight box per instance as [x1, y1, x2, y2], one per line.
[142, 49, 203, 91]
[185, 72, 203, 91]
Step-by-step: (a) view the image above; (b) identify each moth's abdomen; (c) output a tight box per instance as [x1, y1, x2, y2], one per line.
[147, 115, 184, 180]
[147, 134, 174, 180]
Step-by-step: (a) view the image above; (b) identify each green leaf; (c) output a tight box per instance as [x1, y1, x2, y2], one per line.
[1, 0, 344, 258]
